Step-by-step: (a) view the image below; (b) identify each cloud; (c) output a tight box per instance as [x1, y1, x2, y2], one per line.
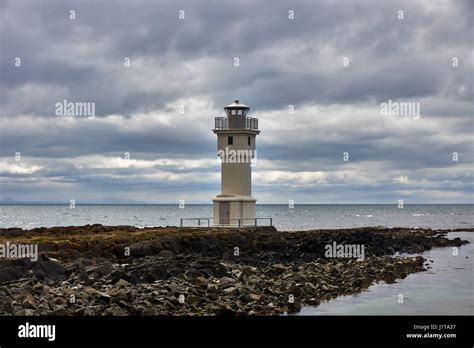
[0, 160, 43, 174]
[0, 0, 472, 203]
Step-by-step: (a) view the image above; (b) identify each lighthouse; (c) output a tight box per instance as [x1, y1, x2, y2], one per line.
[213, 100, 260, 226]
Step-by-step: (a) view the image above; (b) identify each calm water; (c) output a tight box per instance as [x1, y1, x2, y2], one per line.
[0, 204, 472, 230]
[299, 232, 474, 315]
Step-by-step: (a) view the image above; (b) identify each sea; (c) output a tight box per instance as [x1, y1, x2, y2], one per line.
[0, 204, 472, 230]
[299, 231, 474, 316]
[0, 204, 472, 315]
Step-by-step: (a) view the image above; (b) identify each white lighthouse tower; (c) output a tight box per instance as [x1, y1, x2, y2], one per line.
[213, 100, 260, 226]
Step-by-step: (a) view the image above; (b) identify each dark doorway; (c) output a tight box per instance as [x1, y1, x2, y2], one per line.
[219, 202, 230, 224]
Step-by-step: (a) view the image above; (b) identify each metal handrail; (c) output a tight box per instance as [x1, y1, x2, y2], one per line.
[214, 117, 228, 130]
[180, 217, 272, 227]
[179, 218, 211, 227]
[215, 116, 258, 131]
[218, 217, 272, 227]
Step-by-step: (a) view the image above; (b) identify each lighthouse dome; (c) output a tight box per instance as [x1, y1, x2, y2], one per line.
[224, 99, 250, 116]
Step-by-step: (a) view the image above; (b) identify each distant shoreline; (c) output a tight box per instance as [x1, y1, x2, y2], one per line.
[1, 203, 473, 206]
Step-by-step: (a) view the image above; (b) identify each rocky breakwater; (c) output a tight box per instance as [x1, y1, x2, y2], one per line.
[0, 225, 470, 315]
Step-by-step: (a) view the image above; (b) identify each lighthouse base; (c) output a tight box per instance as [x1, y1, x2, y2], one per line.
[212, 195, 256, 226]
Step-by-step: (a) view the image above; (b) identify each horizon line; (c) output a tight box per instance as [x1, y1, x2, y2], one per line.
[0, 202, 473, 206]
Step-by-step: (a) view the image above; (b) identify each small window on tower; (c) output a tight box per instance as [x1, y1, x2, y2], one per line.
[231, 110, 236, 115]
[248, 137, 251, 146]
[228, 136, 233, 145]
[237, 110, 242, 116]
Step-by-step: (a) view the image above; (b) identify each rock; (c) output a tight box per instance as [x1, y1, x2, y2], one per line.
[102, 307, 115, 316]
[32, 256, 67, 281]
[87, 260, 113, 277]
[73, 307, 86, 315]
[195, 276, 209, 286]
[57, 248, 81, 260]
[69, 262, 89, 282]
[207, 293, 219, 301]
[141, 308, 156, 316]
[158, 250, 174, 258]
[110, 272, 128, 285]
[50, 307, 70, 315]
[0, 225, 466, 316]
[32, 282, 50, 295]
[187, 295, 203, 306]
[231, 270, 243, 279]
[264, 263, 287, 276]
[223, 287, 237, 294]
[14, 309, 35, 316]
[110, 289, 130, 303]
[249, 293, 261, 301]
[21, 294, 37, 309]
[219, 277, 236, 286]
[206, 284, 218, 293]
[53, 297, 67, 306]
[241, 266, 257, 276]
[84, 286, 111, 302]
[115, 279, 130, 288]
[272, 264, 286, 271]
[0, 264, 24, 283]
[287, 301, 302, 314]
[0, 286, 12, 296]
[184, 269, 199, 281]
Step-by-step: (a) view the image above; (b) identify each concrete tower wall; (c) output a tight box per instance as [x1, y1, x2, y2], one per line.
[212, 100, 259, 226]
[217, 133, 256, 196]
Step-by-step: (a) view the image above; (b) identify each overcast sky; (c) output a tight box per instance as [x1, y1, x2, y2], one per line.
[0, 0, 472, 204]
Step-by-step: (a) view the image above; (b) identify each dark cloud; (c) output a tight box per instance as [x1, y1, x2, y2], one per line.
[0, 0, 472, 203]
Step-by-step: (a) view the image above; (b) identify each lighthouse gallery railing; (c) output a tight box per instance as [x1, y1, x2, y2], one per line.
[215, 116, 258, 131]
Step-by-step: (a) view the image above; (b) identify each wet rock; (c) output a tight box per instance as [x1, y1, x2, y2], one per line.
[287, 301, 302, 314]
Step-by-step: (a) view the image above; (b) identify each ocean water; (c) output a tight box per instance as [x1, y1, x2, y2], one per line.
[0, 204, 472, 230]
[299, 232, 474, 315]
